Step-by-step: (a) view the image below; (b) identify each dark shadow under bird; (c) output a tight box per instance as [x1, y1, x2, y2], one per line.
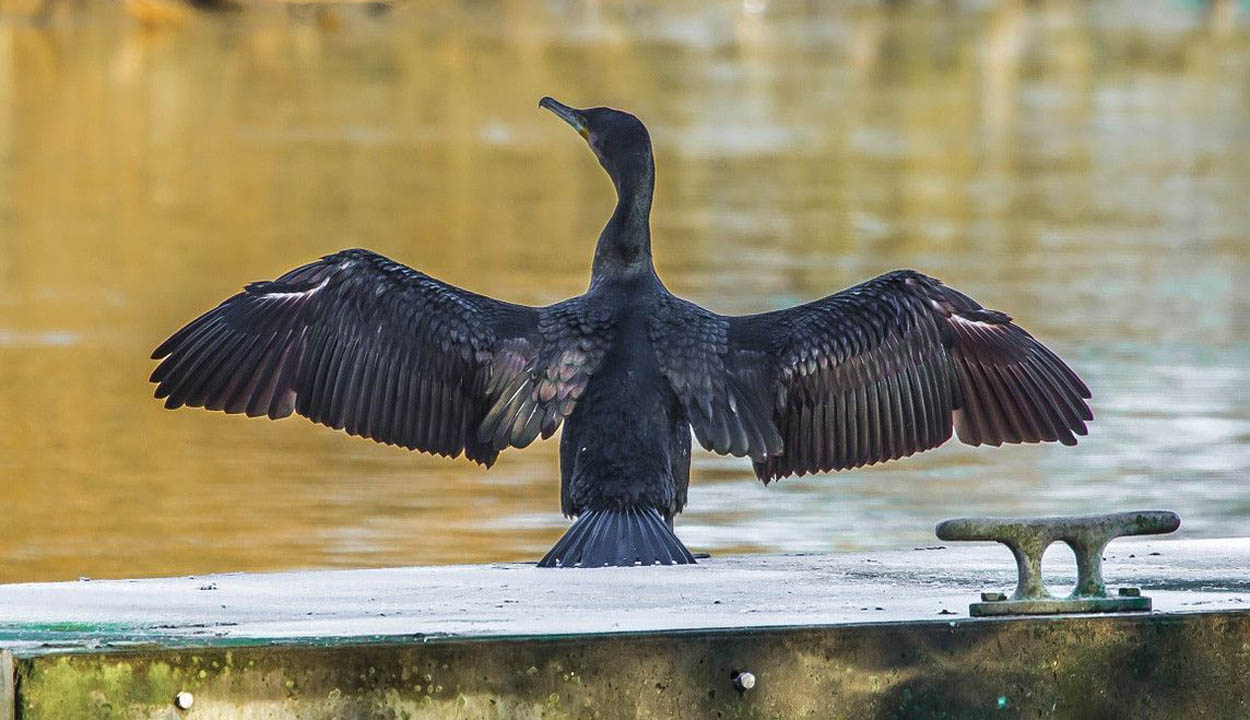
[150, 97, 1093, 568]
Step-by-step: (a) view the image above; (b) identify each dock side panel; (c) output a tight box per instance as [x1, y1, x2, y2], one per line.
[12, 612, 1250, 719]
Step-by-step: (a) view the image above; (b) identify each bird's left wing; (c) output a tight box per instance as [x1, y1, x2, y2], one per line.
[151, 249, 610, 467]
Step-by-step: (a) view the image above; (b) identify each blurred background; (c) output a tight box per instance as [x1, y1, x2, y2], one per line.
[1, 0, 1248, 582]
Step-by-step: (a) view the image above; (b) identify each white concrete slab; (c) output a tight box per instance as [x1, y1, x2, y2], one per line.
[1, 538, 1247, 655]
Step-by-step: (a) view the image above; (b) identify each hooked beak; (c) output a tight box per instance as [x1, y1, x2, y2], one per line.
[539, 96, 589, 140]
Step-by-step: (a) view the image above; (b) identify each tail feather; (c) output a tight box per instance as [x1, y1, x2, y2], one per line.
[538, 507, 696, 568]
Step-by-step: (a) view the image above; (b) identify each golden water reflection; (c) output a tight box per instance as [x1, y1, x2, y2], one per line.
[1, 1, 1248, 581]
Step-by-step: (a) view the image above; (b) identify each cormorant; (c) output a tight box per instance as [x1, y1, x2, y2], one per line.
[150, 97, 1092, 568]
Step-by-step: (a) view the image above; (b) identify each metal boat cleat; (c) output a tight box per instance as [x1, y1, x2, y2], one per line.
[936, 511, 1181, 617]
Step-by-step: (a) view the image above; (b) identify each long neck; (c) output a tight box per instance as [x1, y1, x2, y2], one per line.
[590, 154, 655, 285]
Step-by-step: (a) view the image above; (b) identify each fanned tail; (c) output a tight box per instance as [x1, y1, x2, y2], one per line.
[538, 507, 696, 568]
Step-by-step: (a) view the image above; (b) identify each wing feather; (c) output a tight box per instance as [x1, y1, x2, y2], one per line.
[710, 270, 1093, 482]
[151, 249, 610, 466]
[648, 296, 782, 462]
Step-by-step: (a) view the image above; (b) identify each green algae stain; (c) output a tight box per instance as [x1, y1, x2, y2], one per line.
[20, 656, 187, 719]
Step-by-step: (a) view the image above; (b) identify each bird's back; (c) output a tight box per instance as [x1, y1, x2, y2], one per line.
[558, 280, 685, 510]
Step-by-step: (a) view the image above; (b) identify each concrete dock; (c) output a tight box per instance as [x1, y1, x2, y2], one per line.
[2, 537, 1249, 718]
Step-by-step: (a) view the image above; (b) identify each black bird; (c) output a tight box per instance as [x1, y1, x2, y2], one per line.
[150, 97, 1092, 568]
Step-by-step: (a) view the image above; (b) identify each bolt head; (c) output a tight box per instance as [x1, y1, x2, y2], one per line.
[981, 592, 1007, 602]
[174, 691, 194, 710]
[732, 671, 756, 691]
[1118, 587, 1141, 597]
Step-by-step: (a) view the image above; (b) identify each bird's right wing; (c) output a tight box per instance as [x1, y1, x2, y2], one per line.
[730, 271, 1092, 482]
[150, 249, 611, 466]
[651, 271, 1091, 484]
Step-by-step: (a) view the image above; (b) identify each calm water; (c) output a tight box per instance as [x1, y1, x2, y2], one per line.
[1, 1, 1248, 582]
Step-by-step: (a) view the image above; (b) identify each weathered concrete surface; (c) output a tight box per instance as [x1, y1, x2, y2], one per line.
[3, 538, 1250, 718]
[2, 537, 1248, 655]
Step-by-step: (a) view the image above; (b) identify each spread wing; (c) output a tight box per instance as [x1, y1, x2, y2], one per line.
[150, 249, 610, 466]
[648, 295, 782, 461]
[652, 271, 1092, 483]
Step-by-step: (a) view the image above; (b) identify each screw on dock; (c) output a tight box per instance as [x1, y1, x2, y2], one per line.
[936, 511, 1180, 616]
[731, 670, 756, 692]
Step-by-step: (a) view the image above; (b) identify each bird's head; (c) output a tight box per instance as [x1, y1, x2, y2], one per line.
[540, 96, 653, 193]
